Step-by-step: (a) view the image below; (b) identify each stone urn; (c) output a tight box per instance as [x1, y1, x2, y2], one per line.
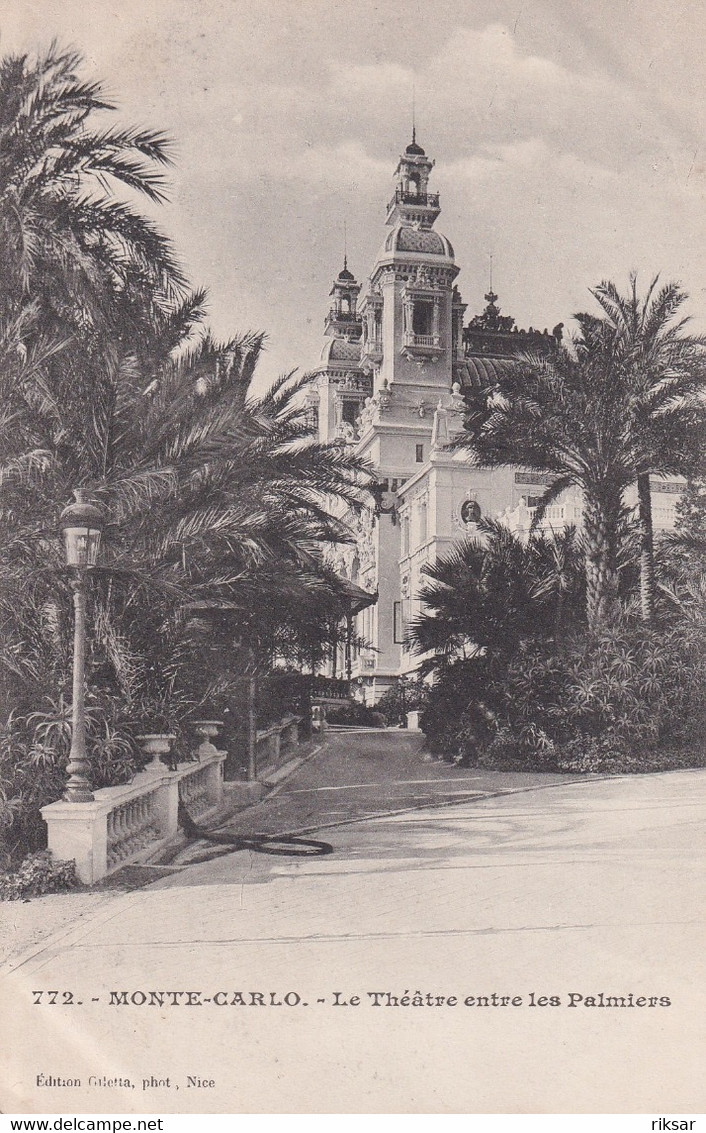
[137, 734, 177, 771]
[192, 720, 223, 761]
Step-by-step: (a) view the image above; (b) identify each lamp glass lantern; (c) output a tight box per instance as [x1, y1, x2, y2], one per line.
[59, 489, 104, 568]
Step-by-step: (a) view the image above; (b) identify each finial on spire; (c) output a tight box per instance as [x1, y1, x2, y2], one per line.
[485, 254, 498, 306]
[404, 82, 425, 156]
[337, 220, 354, 281]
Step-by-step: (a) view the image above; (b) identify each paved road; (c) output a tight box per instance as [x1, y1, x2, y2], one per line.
[2, 730, 703, 1115]
[0, 730, 574, 967]
[207, 726, 587, 838]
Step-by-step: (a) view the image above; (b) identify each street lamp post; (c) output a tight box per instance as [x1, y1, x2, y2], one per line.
[59, 489, 105, 803]
[399, 675, 408, 728]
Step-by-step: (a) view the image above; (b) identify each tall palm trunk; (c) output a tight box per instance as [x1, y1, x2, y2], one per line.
[582, 492, 621, 630]
[636, 472, 656, 624]
[246, 646, 258, 782]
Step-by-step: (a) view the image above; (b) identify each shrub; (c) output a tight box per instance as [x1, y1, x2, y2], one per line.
[477, 724, 559, 772]
[258, 670, 311, 726]
[556, 734, 706, 774]
[0, 695, 145, 864]
[0, 851, 78, 901]
[375, 677, 430, 726]
[420, 621, 706, 773]
[549, 624, 705, 752]
[419, 658, 498, 757]
[326, 701, 386, 727]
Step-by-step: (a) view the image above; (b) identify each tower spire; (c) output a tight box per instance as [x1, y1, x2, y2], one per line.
[389, 125, 437, 226]
[486, 253, 498, 306]
[412, 80, 416, 146]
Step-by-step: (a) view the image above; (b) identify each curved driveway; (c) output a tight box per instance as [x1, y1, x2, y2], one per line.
[1, 730, 704, 1114]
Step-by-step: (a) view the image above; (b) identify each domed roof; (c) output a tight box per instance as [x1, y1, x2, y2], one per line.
[405, 131, 426, 156]
[380, 224, 454, 260]
[338, 266, 355, 281]
[455, 356, 513, 389]
[320, 337, 362, 365]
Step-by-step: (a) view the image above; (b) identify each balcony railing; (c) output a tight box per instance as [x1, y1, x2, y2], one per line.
[327, 308, 359, 322]
[528, 505, 566, 522]
[404, 332, 441, 349]
[311, 676, 350, 700]
[387, 190, 440, 212]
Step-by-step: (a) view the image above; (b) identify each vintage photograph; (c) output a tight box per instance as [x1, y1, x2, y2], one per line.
[0, 0, 704, 1117]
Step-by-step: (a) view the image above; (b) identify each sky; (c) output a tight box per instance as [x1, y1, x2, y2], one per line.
[2, 0, 705, 389]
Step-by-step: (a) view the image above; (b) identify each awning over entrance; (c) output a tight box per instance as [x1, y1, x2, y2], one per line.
[335, 577, 377, 615]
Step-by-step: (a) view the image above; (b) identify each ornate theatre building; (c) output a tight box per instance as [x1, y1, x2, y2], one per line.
[306, 134, 681, 702]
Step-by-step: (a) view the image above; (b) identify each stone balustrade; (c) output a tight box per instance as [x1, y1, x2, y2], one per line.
[255, 714, 301, 772]
[42, 750, 226, 884]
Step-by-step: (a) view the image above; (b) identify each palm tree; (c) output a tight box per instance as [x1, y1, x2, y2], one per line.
[1, 320, 372, 728]
[0, 40, 203, 589]
[409, 520, 584, 666]
[0, 43, 183, 330]
[92, 344, 371, 602]
[462, 326, 626, 628]
[461, 284, 706, 629]
[589, 276, 706, 622]
[0, 43, 196, 518]
[0, 44, 375, 843]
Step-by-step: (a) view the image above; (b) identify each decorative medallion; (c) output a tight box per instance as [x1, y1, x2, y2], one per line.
[460, 499, 482, 525]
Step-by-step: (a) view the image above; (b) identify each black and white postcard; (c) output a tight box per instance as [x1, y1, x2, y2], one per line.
[0, 0, 704, 1116]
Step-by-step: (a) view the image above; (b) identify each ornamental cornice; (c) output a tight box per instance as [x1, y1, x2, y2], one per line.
[356, 423, 434, 454]
[403, 280, 445, 297]
[373, 261, 458, 288]
[332, 373, 372, 393]
[324, 363, 363, 379]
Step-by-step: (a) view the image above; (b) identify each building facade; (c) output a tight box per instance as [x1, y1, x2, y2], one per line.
[309, 135, 682, 701]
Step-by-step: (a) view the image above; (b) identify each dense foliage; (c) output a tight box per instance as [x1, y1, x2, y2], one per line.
[325, 702, 386, 728]
[416, 503, 706, 772]
[420, 278, 706, 772]
[0, 47, 372, 864]
[0, 850, 78, 900]
[461, 278, 706, 628]
[409, 521, 586, 662]
[374, 676, 429, 726]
